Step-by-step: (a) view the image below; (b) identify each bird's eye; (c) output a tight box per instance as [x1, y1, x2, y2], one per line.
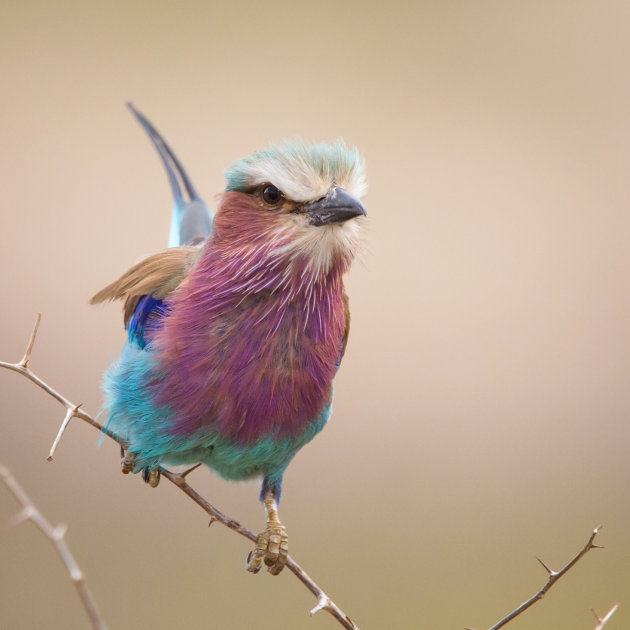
[261, 185, 282, 206]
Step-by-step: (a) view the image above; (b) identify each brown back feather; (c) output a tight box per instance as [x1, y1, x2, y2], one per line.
[90, 246, 200, 326]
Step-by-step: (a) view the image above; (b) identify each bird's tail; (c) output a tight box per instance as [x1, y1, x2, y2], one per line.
[127, 103, 214, 247]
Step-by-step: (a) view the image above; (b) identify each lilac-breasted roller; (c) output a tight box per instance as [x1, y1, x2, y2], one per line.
[91, 105, 366, 574]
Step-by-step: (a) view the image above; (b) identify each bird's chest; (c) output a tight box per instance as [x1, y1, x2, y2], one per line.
[156, 290, 345, 444]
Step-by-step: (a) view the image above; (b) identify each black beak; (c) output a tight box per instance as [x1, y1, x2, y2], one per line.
[301, 188, 366, 226]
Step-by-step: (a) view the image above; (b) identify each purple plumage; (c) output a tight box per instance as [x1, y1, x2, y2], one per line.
[151, 191, 348, 444]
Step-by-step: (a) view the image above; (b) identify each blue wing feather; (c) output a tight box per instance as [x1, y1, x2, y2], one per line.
[128, 295, 169, 348]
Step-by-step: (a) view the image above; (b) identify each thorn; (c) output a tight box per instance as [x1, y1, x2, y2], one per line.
[180, 463, 202, 479]
[69, 568, 83, 582]
[19, 313, 42, 369]
[53, 523, 68, 540]
[591, 544, 605, 549]
[310, 595, 331, 616]
[48, 407, 76, 461]
[591, 608, 602, 623]
[536, 556, 554, 575]
[171, 463, 201, 486]
[7, 507, 33, 528]
[208, 517, 217, 527]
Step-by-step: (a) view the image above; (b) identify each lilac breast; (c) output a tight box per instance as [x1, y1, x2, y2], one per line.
[146, 246, 346, 445]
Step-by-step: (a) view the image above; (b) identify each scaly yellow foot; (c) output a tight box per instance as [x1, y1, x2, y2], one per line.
[246, 522, 288, 575]
[246, 491, 288, 575]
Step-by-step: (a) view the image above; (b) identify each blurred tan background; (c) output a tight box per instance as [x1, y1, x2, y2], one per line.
[1, 1, 628, 628]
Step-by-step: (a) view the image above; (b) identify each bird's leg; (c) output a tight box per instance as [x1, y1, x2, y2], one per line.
[246, 486, 288, 576]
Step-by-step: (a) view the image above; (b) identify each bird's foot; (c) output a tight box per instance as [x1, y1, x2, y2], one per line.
[141, 467, 161, 488]
[120, 449, 160, 487]
[121, 450, 136, 474]
[246, 522, 288, 575]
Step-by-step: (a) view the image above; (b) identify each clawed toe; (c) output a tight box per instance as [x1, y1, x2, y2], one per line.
[246, 524, 288, 575]
[141, 467, 161, 487]
[120, 450, 160, 488]
[121, 451, 136, 474]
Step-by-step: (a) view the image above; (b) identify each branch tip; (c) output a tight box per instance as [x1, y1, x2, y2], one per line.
[483, 527, 606, 630]
[592, 604, 619, 630]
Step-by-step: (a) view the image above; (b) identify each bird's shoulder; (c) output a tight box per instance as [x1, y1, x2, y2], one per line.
[90, 245, 201, 328]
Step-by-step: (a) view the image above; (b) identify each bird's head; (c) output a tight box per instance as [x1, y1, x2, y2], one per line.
[213, 138, 367, 283]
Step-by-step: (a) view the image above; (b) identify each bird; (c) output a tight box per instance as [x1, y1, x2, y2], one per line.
[91, 104, 367, 575]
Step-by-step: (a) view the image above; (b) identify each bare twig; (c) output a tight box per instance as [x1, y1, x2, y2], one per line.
[592, 604, 619, 629]
[468, 527, 604, 630]
[0, 316, 359, 630]
[0, 465, 106, 630]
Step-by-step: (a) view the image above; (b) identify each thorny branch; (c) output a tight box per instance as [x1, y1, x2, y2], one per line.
[0, 465, 106, 630]
[467, 527, 613, 630]
[1, 315, 616, 630]
[0, 315, 359, 630]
